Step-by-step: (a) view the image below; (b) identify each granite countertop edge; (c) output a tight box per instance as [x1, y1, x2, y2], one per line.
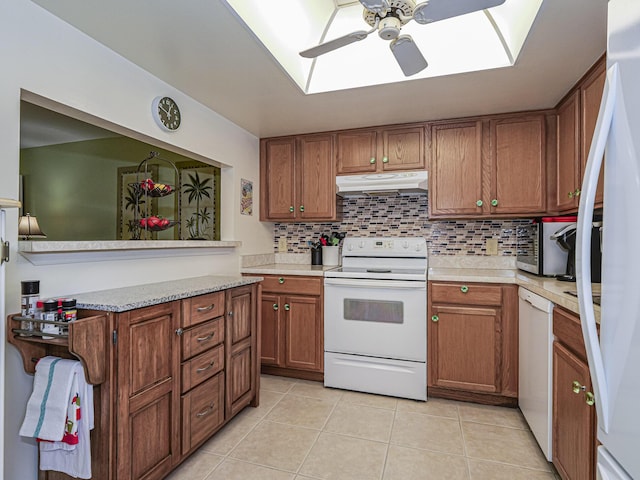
[75, 275, 263, 313]
[241, 264, 337, 277]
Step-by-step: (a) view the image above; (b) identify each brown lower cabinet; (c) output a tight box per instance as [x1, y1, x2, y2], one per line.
[259, 274, 323, 380]
[7, 283, 259, 480]
[427, 281, 518, 405]
[552, 306, 597, 480]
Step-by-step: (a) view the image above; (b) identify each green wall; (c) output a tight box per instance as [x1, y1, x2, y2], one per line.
[20, 136, 212, 241]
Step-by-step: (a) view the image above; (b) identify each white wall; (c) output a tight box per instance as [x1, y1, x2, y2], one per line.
[1, 1, 273, 478]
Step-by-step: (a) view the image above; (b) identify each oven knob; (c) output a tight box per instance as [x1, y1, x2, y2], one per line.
[403, 241, 409, 249]
[359, 241, 365, 248]
[415, 243, 423, 252]
[347, 243, 353, 251]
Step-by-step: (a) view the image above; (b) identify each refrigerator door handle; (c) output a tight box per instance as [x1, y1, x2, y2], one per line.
[576, 62, 619, 433]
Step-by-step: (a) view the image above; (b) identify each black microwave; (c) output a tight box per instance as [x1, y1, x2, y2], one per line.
[516, 217, 577, 276]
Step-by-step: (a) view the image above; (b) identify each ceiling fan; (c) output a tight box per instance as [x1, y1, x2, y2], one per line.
[300, 0, 506, 77]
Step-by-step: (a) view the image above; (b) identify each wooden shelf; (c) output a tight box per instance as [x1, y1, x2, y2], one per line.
[7, 313, 109, 385]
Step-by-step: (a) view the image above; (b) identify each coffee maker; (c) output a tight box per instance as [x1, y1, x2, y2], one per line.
[551, 222, 602, 282]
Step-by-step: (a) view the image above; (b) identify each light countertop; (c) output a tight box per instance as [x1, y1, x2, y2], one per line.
[241, 263, 337, 277]
[74, 275, 263, 312]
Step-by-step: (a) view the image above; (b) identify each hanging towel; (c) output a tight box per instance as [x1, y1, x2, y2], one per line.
[19, 356, 94, 479]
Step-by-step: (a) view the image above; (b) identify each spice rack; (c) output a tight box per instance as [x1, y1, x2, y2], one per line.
[7, 312, 109, 385]
[129, 151, 180, 240]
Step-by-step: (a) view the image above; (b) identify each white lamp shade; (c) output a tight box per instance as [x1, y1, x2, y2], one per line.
[18, 214, 46, 239]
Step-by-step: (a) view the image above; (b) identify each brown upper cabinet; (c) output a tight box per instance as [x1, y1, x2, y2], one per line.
[428, 113, 547, 219]
[260, 134, 340, 222]
[336, 124, 426, 175]
[554, 56, 605, 213]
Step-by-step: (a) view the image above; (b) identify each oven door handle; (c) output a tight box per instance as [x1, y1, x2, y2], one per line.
[324, 277, 426, 290]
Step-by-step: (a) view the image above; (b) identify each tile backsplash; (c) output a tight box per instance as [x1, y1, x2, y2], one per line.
[273, 194, 531, 256]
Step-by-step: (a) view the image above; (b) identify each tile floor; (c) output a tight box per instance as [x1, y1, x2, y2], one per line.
[167, 375, 559, 480]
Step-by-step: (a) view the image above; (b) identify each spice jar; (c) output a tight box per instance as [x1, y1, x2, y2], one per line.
[20, 280, 40, 335]
[40, 299, 59, 339]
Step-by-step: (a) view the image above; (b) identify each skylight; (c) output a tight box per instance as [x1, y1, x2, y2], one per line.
[223, 0, 542, 94]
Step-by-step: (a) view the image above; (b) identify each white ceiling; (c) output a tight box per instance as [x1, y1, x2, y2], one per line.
[31, 0, 607, 139]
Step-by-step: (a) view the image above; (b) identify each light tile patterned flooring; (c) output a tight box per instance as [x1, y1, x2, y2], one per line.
[167, 375, 559, 480]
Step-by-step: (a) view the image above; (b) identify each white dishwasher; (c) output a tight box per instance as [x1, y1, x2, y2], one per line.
[518, 287, 554, 461]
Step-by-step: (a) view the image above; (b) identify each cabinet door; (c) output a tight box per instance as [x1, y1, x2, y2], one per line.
[260, 137, 296, 220]
[381, 125, 425, 171]
[581, 58, 606, 207]
[116, 302, 181, 480]
[225, 285, 257, 418]
[284, 294, 323, 372]
[490, 115, 546, 215]
[556, 91, 581, 212]
[552, 342, 596, 480]
[336, 129, 378, 174]
[429, 304, 501, 393]
[298, 134, 337, 220]
[429, 121, 484, 217]
[260, 293, 283, 367]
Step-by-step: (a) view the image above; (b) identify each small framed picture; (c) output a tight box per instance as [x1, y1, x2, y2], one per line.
[241, 179, 253, 216]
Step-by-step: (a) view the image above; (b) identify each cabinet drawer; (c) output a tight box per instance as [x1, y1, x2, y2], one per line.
[262, 275, 322, 295]
[431, 282, 502, 306]
[182, 317, 224, 360]
[182, 291, 225, 328]
[181, 344, 225, 393]
[553, 306, 592, 361]
[181, 372, 225, 454]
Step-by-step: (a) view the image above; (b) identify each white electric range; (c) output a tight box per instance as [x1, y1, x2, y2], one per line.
[323, 237, 428, 401]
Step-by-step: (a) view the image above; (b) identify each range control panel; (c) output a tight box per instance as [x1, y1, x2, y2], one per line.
[342, 237, 427, 257]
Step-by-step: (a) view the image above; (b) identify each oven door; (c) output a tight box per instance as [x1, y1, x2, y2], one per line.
[324, 277, 426, 362]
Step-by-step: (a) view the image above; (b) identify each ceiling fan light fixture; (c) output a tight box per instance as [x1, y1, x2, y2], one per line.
[411, 2, 433, 24]
[378, 16, 401, 40]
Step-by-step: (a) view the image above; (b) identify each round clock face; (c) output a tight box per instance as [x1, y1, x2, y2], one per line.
[152, 96, 181, 131]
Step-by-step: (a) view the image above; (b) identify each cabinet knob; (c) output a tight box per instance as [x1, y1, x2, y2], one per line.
[382, 156, 389, 163]
[175, 328, 183, 337]
[431, 315, 439, 322]
[491, 199, 498, 207]
[568, 191, 574, 199]
[585, 391, 595, 406]
[273, 303, 279, 311]
[284, 304, 290, 311]
[228, 311, 234, 317]
[460, 285, 469, 293]
[572, 380, 586, 394]
[300, 205, 305, 212]
[278, 277, 285, 284]
[476, 200, 483, 207]
[574, 189, 581, 197]
[370, 157, 376, 164]
[289, 206, 294, 212]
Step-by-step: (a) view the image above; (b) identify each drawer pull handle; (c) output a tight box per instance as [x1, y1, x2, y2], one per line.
[278, 277, 285, 284]
[460, 285, 469, 293]
[196, 304, 215, 312]
[572, 380, 586, 394]
[197, 332, 215, 342]
[196, 361, 215, 373]
[196, 402, 215, 417]
[431, 315, 439, 322]
[585, 391, 595, 406]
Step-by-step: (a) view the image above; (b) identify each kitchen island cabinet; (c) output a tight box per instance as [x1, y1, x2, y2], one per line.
[552, 306, 597, 480]
[428, 112, 548, 219]
[7, 276, 261, 480]
[427, 281, 518, 406]
[260, 134, 340, 222]
[554, 55, 605, 213]
[259, 274, 323, 380]
[336, 124, 425, 175]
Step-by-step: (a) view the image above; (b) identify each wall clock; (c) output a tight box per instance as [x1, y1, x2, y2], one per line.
[152, 96, 181, 132]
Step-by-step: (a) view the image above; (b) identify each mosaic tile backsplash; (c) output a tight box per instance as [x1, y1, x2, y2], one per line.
[273, 194, 532, 256]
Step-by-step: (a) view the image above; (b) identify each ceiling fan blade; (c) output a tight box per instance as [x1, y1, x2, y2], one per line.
[300, 30, 373, 58]
[359, 0, 390, 15]
[413, 0, 506, 25]
[390, 35, 428, 76]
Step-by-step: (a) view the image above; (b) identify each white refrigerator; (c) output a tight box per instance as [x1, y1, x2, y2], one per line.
[576, 0, 640, 479]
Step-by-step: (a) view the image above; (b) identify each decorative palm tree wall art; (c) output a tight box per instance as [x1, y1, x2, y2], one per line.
[178, 163, 220, 241]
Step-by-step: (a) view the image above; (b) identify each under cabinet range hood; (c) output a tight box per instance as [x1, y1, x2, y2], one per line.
[336, 171, 428, 197]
